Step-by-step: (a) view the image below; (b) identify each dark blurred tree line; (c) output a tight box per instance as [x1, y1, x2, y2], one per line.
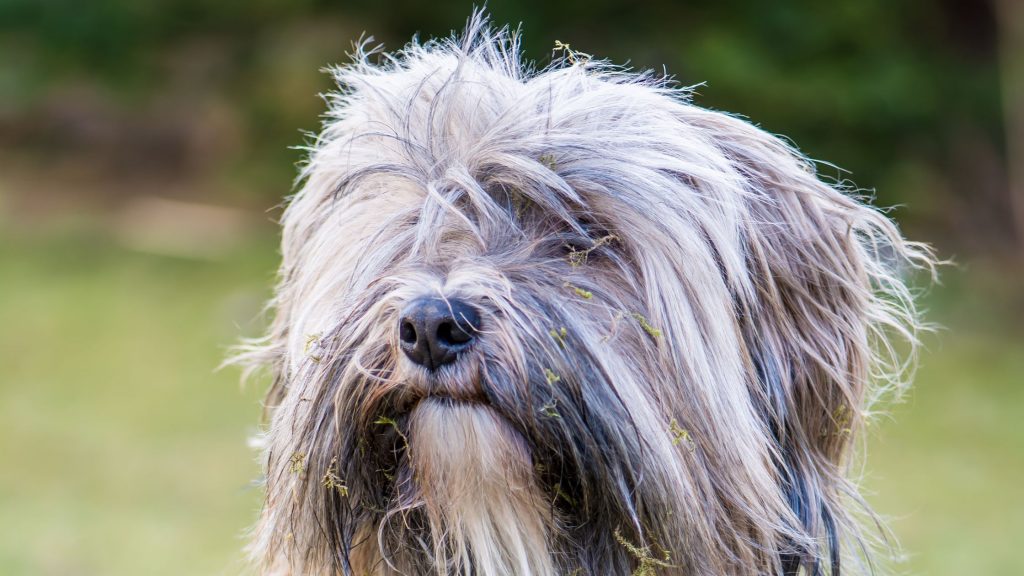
[1, 0, 1020, 263]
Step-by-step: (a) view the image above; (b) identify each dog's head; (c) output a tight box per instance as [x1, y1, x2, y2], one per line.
[234, 18, 934, 576]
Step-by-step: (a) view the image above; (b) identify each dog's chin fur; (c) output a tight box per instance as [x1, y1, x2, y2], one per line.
[231, 12, 936, 576]
[406, 400, 557, 575]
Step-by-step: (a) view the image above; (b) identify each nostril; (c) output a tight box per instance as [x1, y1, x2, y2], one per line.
[438, 319, 473, 346]
[436, 320, 453, 346]
[400, 319, 418, 344]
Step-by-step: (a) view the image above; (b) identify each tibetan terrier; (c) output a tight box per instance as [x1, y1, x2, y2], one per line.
[233, 16, 934, 576]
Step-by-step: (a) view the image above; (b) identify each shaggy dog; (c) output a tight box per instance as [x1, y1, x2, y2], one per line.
[233, 16, 934, 576]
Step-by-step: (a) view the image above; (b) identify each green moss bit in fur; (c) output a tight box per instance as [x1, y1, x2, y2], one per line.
[631, 312, 662, 339]
[668, 419, 695, 451]
[564, 282, 593, 299]
[321, 457, 348, 497]
[553, 482, 576, 507]
[824, 404, 854, 439]
[289, 452, 306, 475]
[539, 154, 558, 169]
[553, 40, 592, 65]
[541, 368, 562, 415]
[375, 415, 411, 456]
[567, 247, 586, 268]
[549, 326, 568, 348]
[567, 234, 618, 267]
[509, 190, 530, 220]
[303, 333, 319, 354]
[303, 333, 323, 363]
[544, 368, 561, 386]
[613, 527, 675, 576]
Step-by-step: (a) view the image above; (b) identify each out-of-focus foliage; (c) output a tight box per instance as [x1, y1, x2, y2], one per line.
[0, 0, 1013, 257]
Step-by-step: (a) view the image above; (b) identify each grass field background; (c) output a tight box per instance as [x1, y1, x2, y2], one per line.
[0, 213, 1020, 575]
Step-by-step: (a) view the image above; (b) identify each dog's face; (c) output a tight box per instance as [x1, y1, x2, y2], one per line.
[235, 21, 932, 576]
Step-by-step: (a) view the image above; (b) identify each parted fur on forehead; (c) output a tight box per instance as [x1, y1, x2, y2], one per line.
[279, 28, 854, 348]
[292, 36, 751, 238]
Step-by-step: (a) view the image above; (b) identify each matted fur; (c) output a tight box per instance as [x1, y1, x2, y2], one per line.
[232, 14, 935, 576]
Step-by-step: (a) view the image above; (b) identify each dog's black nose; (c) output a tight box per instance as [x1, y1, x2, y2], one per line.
[398, 297, 480, 370]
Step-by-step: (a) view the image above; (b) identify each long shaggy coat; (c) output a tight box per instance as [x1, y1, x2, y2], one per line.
[233, 16, 935, 576]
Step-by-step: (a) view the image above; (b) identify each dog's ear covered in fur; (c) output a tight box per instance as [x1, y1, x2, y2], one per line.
[704, 113, 935, 573]
[229, 12, 936, 576]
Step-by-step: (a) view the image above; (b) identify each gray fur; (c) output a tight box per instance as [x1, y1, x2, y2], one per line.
[231, 14, 935, 576]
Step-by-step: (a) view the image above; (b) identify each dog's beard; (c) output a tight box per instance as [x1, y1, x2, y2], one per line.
[407, 399, 556, 575]
[333, 342, 563, 576]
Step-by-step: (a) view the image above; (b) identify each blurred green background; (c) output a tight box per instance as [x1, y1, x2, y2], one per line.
[1, 1, 1022, 575]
